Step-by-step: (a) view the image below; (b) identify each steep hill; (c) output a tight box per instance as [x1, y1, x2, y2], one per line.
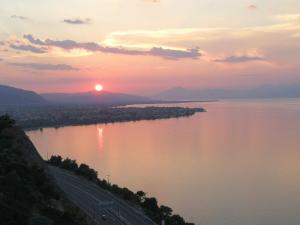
[0, 85, 47, 105]
[0, 115, 93, 225]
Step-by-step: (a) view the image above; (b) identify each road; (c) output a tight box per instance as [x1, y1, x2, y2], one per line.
[49, 166, 158, 225]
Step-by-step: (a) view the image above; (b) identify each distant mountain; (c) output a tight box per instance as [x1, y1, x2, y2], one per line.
[41, 91, 153, 105]
[0, 85, 47, 105]
[155, 85, 300, 100]
[154, 87, 230, 100]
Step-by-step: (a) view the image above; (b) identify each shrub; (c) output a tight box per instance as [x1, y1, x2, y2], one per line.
[0, 114, 15, 131]
[61, 158, 78, 171]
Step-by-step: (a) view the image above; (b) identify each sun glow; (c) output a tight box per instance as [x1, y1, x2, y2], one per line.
[95, 84, 103, 92]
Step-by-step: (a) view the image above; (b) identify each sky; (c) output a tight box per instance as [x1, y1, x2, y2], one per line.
[0, 0, 300, 95]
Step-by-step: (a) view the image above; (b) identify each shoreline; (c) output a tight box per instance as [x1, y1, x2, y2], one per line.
[5, 106, 205, 131]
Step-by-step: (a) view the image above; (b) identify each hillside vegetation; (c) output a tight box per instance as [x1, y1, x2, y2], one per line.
[0, 115, 94, 225]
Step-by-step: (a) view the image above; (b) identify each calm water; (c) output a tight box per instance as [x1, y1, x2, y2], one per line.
[27, 99, 300, 225]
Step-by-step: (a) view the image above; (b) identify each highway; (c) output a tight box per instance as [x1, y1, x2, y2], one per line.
[49, 166, 158, 225]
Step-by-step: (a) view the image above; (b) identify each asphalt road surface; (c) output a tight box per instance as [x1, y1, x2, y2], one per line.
[49, 166, 158, 225]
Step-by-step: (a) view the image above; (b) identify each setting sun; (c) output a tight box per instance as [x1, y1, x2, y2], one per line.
[95, 84, 103, 92]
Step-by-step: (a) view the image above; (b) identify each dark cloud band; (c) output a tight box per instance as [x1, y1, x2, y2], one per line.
[10, 44, 47, 54]
[214, 55, 264, 63]
[23, 34, 202, 60]
[63, 18, 91, 25]
[9, 62, 79, 71]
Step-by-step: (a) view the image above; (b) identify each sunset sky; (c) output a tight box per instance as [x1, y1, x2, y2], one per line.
[0, 0, 300, 95]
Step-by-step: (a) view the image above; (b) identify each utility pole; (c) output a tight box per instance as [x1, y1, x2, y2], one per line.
[106, 174, 110, 185]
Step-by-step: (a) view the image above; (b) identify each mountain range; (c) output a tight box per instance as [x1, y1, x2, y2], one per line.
[155, 85, 300, 101]
[2, 84, 300, 106]
[0, 85, 153, 105]
[41, 91, 152, 105]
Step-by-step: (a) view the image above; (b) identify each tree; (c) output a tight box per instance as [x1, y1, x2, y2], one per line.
[135, 190, 146, 203]
[141, 197, 159, 212]
[61, 158, 78, 171]
[48, 155, 62, 166]
[160, 205, 173, 218]
[0, 114, 15, 131]
[167, 214, 186, 225]
[76, 163, 97, 180]
[121, 187, 135, 201]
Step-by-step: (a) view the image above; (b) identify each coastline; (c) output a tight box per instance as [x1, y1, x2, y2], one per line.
[1, 115, 196, 225]
[4, 106, 206, 131]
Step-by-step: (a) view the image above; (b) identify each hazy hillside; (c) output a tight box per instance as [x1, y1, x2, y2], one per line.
[0, 85, 47, 105]
[41, 91, 153, 105]
[0, 84, 152, 106]
[155, 85, 300, 101]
